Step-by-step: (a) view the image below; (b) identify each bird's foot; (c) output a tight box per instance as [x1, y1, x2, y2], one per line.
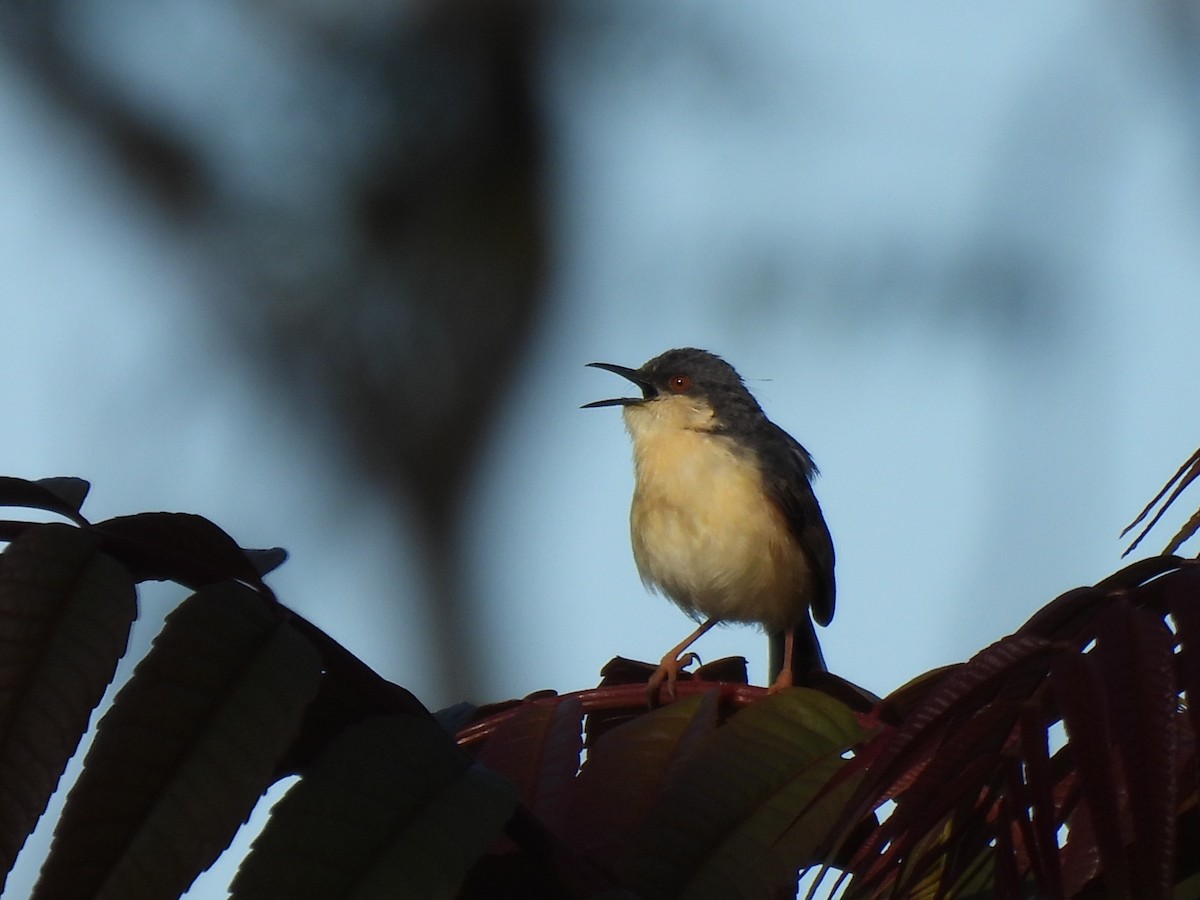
[768, 668, 794, 694]
[646, 651, 701, 706]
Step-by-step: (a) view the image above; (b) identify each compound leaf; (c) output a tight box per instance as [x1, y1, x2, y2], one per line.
[32, 582, 322, 900]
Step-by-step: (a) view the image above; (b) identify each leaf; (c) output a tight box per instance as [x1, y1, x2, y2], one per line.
[230, 716, 518, 900]
[0, 524, 135, 889]
[567, 690, 719, 872]
[1167, 567, 1200, 768]
[90, 513, 281, 599]
[474, 696, 583, 834]
[1018, 555, 1179, 642]
[0, 476, 91, 525]
[1014, 705, 1065, 899]
[1122, 448, 1200, 556]
[1052, 653, 1129, 898]
[273, 614, 429, 778]
[832, 633, 1057, 860]
[851, 701, 1023, 895]
[618, 689, 864, 900]
[1165, 508, 1200, 557]
[1093, 602, 1177, 900]
[32, 582, 323, 900]
[244, 547, 288, 577]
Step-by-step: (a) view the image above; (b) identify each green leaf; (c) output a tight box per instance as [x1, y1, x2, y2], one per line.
[474, 696, 582, 833]
[619, 689, 865, 900]
[32, 582, 323, 900]
[567, 690, 718, 872]
[231, 716, 518, 900]
[0, 523, 135, 889]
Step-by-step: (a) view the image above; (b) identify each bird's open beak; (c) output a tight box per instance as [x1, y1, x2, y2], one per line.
[582, 362, 655, 408]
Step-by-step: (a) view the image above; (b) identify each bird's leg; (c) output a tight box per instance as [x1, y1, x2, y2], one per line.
[647, 618, 718, 705]
[769, 625, 795, 693]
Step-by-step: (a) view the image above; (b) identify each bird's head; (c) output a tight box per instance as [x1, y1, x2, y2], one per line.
[583, 348, 760, 434]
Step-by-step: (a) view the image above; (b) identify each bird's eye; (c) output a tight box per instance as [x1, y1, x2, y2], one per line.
[667, 374, 692, 393]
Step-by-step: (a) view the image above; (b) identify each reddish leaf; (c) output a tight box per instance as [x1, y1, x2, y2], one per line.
[1094, 555, 1184, 593]
[1052, 653, 1129, 897]
[1060, 797, 1105, 896]
[586, 656, 747, 744]
[854, 750, 1010, 897]
[832, 634, 1057, 860]
[1015, 705, 1065, 900]
[1165, 509, 1200, 557]
[855, 700, 1022, 887]
[474, 697, 583, 834]
[1122, 448, 1200, 556]
[993, 798, 1025, 900]
[0, 476, 90, 526]
[1165, 567, 1200, 769]
[1094, 601, 1177, 899]
[1018, 585, 1105, 643]
[1019, 556, 1182, 643]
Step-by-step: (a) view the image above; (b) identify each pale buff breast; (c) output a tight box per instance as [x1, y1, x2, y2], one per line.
[623, 401, 813, 631]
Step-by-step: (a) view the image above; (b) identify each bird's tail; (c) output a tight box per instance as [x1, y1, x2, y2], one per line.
[768, 614, 827, 686]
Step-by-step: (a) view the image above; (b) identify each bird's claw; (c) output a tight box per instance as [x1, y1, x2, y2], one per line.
[768, 668, 794, 694]
[646, 651, 701, 706]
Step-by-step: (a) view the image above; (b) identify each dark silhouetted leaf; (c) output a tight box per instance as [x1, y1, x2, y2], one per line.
[618, 689, 864, 900]
[91, 512, 280, 599]
[0, 476, 90, 526]
[32, 582, 323, 900]
[434, 701, 479, 735]
[0, 524, 135, 890]
[231, 716, 517, 900]
[273, 613, 429, 778]
[475, 697, 583, 834]
[33, 478, 91, 517]
[244, 547, 288, 577]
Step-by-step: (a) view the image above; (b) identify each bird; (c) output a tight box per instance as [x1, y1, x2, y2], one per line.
[583, 347, 835, 702]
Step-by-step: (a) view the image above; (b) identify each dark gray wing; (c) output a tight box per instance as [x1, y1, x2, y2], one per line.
[757, 420, 836, 626]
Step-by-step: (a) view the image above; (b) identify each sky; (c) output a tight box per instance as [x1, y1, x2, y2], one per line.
[2, 2, 1200, 896]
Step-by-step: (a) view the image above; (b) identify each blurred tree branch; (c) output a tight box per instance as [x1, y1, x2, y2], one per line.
[0, 0, 549, 699]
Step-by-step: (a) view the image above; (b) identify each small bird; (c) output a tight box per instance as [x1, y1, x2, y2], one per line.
[584, 348, 835, 702]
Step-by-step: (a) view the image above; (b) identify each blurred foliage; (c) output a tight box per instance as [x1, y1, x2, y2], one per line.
[1, 0, 547, 699]
[0, 474, 1198, 898]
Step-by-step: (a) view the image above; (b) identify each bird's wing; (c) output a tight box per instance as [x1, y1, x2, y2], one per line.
[759, 421, 836, 626]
